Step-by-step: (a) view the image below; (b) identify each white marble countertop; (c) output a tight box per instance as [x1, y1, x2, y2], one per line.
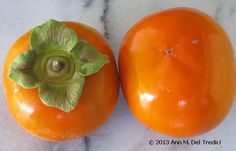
[0, 0, 236, 151]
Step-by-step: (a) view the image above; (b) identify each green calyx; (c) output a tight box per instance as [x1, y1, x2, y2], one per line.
[38, 50, 76, 84]
[8, 19, 110, 112]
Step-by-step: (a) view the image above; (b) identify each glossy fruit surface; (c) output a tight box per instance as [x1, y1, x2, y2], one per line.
[119, 7, 235, 137]
[3, 22, 119, 141]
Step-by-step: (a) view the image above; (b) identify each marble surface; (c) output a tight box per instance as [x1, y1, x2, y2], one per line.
[0, 0, 236, 151]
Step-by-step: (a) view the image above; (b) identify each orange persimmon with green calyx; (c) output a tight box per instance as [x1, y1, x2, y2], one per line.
[119, 7, 235, 137]
[3, 19, 119, 141]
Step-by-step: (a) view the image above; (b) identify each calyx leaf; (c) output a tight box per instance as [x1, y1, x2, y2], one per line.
[30, 19, 78, 55]
[39, 72, 85, 112]
[9, 19, 110, 112]
[8, 50, 41, 88]
[71, 40, 110, 76]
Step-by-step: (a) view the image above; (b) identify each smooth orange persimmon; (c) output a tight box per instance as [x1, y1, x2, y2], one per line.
[3, 22, 119, 141]
[119, 7, 235, 137]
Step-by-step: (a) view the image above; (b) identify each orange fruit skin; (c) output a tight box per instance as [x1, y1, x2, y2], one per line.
[119, 7, 236, 137]
[3, 22, 119, 141]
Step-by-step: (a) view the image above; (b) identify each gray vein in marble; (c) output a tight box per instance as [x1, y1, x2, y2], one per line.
[227, 1, 236, 17]
[50, 144, 63, 151]
[214, 4, 223, 21]
[213, 1, 236, 23]
[100, 0, 110, 39]
[84, 136, 91, 151]
[229, 7, 235, 17]
[83, 0, 93, 8]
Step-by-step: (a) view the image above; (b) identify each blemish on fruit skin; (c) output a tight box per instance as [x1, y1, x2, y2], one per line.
[166, 48, 174, 56]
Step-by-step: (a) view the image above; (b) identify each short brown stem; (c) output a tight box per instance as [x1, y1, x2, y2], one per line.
[52, 60, 65, 72]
